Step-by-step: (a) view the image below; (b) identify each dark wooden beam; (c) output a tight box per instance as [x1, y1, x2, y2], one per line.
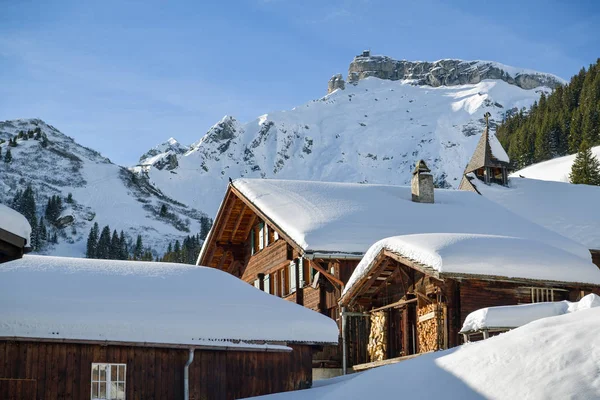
[216, 250, 231, 271]
[214, 195, 237, 242]
[308, 259, 344, 290]
[230, 204, 247, 241]
[240, 213, 256, 242]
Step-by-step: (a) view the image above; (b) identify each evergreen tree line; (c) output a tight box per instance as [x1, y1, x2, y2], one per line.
[86, 223, 154, 261]
[497, 58, 600, 169]
[10, 185, 59, 250]
[160, 234, 203, 264]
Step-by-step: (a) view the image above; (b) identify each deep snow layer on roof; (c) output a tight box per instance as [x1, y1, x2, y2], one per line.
[476, 177, 600, 250]
[254, 307, 600, 399]
[460, 293, 600, 333]
[232, 178, 591, 259]
[343, 234, 600, 297]
[0, 255, 338, 346]
[0, 203, 31, 244]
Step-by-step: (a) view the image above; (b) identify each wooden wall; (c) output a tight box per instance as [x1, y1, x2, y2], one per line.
[0, 341, 314, 400]
[242, 239, 291, 283]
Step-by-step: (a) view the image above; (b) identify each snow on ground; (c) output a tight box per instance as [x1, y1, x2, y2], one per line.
[0, 203, 31, 243]
[0, 255, 339, 346]
[460, 293, 600, 332]
[145, 78, 550, 217]
[477, 177, 600, 250]
[512, 145, 600, 182]
[225, 178, 590, 260]
[251, 307, 600, 399]
[343, 234, 600, 298]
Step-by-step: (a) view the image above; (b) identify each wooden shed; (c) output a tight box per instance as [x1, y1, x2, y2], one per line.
[0, 255, 338, 399]
[338, 234, 600, 371]
[0, 203, 31, 263]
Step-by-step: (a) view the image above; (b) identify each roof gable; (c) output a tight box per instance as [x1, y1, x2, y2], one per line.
[464, 127, 510, 173]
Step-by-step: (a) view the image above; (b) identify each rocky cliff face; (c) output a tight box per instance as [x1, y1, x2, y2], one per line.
[346, 55, 564, 90]
[327, 73, 346, 94]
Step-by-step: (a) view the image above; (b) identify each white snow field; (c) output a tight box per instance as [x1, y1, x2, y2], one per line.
[0, 255, 339, 347]
[477, 177, 600, 250]
[144, 77, 551, 217]
[460, 293, 600, 333]
[0, 203, 31, 243]
[513, 145, 600, 182]
[252, 307, 600, 399]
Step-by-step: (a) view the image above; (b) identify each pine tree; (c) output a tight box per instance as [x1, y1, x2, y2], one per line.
[97, 226, 112, 259]
[66, 193, 73, 203]
[569, 140, 600, 185]
[160, 204, 168, 217]
[119, 231, 128, 260]
[86, 222, 100, 258]
[110, 230, 120, 259]
[39, 216, 48, 242]
[133, 235, 143, 260]
[4, 147, 12, 163]
[200, 216, 212, 240]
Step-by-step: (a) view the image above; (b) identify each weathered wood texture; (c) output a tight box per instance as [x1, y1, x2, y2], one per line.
[0, 341, 314, 400]
[242, 239, 291, 283]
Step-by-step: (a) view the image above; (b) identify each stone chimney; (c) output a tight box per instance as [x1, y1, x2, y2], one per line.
[411, 160, 434, 203]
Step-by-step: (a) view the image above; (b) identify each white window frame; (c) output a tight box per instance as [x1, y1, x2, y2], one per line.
[274, 231, 279, 241]
[264, 224, 269, 247]
[253, 279, 260, 289]
[298, 257, 304, 288]
[91, 363, 126, 400]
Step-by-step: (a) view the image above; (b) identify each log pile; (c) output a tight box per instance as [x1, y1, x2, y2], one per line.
[367, 311, 387, 361]
[417, 303, 439, 353]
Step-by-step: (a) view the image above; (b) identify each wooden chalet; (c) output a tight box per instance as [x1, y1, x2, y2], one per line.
[339, 234, 600, 371]
[198, 163, 595, 371]
[0, 203, 31, 263]
[0, 255, 338, 400]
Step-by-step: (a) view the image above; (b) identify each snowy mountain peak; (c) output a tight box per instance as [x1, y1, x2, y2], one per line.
[345, 53, 565, 91]
[139, 136, 189, 169]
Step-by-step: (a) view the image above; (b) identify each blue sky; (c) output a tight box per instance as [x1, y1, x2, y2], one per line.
[1, 0, 598, 165]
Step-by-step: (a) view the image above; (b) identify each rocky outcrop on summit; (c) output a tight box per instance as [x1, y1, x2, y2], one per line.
[347, 55, 564, 90]
[327, 73, 346, 94]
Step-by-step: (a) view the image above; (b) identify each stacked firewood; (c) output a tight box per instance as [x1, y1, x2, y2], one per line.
[417, 303, 439, 353]
[368, 311, 387, 361]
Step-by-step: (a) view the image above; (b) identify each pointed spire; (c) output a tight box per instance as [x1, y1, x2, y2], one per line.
[463, 113, 510, 174]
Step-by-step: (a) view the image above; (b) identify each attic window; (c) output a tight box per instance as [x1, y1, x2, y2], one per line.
[91, 363, 126, 400]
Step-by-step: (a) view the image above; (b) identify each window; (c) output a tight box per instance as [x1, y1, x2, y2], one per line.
[91, 363, 126, 400]
[289, 261, 296, 293]
[274, 231, 279, 241]
[530, 287, 568, 303]
[264, 273, 270, 294]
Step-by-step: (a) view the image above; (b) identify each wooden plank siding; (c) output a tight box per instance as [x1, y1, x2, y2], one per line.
[242, 239, 291, 283]
[0, 341, 315, 400]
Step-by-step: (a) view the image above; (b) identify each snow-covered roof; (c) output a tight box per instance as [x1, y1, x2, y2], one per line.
[0, 203, 31, 245]
[464, 127, 510, 174]
[476, 177, 600, 250]
[231, 179, 591, 260]
[0, 255, 338, 347]
[342, 234, 600, 298]
[254, 307, 600, 400]
[460, 293, 600, 333]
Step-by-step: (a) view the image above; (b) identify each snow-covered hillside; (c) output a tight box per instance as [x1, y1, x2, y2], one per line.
[0, 119, 206, 257]
[253, 307, 600, 399]
[513, 145, 600, 182]
[142, 75, 551, 216]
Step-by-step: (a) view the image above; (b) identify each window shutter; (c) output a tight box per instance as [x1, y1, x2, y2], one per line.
[254, 279, 260, 289]
[259, 222, 264, 250]
[264, 274, 270, 294]
[289, 262, 296, 292]
[274, 231, 279, 241]
[298, 258, 304, 288]
[250, 229, 255, 255]
[264, 224, 269, 247]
